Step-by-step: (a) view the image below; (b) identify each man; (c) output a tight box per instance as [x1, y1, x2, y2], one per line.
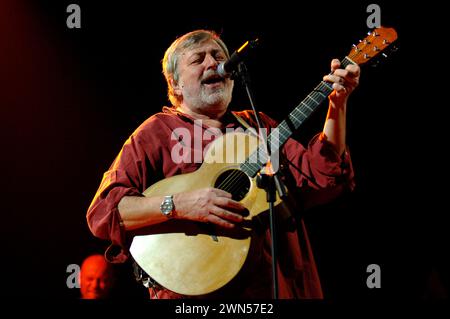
[80, 254, 115, 299]
[87, 29, 359, 298]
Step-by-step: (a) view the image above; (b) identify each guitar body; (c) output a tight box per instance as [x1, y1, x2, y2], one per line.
[130, 132, 282, 296]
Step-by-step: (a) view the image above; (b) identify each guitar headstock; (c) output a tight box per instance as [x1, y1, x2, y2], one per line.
[348, 27, 398, 66]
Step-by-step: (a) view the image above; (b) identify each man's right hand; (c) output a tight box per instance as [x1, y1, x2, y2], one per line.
[173, 188, 247, 228]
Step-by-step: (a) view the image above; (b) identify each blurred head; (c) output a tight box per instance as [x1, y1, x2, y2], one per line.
[162, 30, 234, 116]
[80, 254, 115, 299]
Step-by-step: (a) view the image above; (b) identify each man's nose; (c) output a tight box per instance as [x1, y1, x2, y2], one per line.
[204, 54, 219, 70]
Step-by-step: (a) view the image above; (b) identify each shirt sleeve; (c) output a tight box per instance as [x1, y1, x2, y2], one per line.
[258, 112, 355, 209]
[86, 133, 148, 263]
[283, 133, 354, 188]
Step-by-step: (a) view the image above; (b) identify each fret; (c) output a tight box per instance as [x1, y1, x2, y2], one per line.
[240, 162, 258, 177]
[341, 56, 356, 68]
[292, 107, 308, 121]
[285, 114, 300, 130]
[301, 103, 313, 112]
[305, 94, 320, 105]
[272, 122, 289, 146]
[278, 123, 292, 138]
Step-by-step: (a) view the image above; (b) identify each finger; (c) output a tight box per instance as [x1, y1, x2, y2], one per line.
[210, 206, 243, 222]
[332, 82, 347, 93]
[331, 58, 340, 72]
[211, 188, 232, 198]
[343, 77, 359, 89]
[333, 68, 359, 79]
[325, 75, 358, 93]
[206, 214, 235, 228]
[214, 197, 246, 211]
[323, 74, 344, 85]
[345, 64, 360, 77]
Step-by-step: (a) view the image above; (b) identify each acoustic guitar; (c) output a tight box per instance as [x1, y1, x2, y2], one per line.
[130, 26, 398, 295]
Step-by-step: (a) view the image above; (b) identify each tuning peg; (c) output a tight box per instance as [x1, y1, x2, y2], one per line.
[382, 53, 388, 58]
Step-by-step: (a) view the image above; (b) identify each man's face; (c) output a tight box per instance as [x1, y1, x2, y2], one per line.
[173, 39, 234, 114]
[80, 258, 113, 299]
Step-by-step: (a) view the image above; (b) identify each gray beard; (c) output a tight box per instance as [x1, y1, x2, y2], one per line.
[183, 85, 232, 112]
[199, 86, 230, 106]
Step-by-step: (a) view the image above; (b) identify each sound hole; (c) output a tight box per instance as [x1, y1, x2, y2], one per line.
[214, 169, 251, 201]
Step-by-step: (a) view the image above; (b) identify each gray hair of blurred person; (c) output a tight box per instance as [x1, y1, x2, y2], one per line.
[162, 30, 231, 107]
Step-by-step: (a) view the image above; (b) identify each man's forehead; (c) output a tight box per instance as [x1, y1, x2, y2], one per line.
[82, 265, 110, 276]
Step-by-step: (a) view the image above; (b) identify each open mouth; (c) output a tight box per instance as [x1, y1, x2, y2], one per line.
[201, 74, 225, 85]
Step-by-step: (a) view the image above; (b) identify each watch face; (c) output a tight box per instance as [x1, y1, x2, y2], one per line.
[162, 202, 173, 212]
[161, 197, 173, 216]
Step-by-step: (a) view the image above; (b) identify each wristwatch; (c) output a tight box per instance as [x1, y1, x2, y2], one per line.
[160, 195, 175, 218]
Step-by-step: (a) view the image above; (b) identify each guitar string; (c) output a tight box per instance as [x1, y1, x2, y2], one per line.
[214, 40, 372, 196]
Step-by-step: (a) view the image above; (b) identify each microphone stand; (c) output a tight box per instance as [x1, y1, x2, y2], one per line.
[235, 62, 288, 299]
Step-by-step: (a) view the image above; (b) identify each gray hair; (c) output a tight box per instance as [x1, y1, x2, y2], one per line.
[162, 30, 230, 107]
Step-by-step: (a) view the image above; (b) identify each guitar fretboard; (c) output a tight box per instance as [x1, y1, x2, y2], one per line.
[240, 56, 355, 177]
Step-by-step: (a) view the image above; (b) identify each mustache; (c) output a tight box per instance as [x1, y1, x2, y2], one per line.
[201, 70, 223, 82]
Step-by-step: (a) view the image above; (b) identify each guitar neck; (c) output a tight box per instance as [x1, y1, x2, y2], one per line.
[240, 56, 356, 178]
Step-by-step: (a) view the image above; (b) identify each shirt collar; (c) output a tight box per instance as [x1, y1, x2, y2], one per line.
[162, 106, 239, 129]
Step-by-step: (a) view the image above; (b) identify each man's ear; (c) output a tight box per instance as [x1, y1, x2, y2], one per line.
[170, 77, 182, 97]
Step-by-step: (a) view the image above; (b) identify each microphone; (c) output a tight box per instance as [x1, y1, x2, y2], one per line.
[217, 38, 259, 78]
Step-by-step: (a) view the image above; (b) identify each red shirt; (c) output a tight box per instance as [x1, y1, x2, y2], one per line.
[87, 107, 355, 299]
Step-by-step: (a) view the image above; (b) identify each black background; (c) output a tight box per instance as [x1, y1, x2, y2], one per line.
[0, 0, 447, 302]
